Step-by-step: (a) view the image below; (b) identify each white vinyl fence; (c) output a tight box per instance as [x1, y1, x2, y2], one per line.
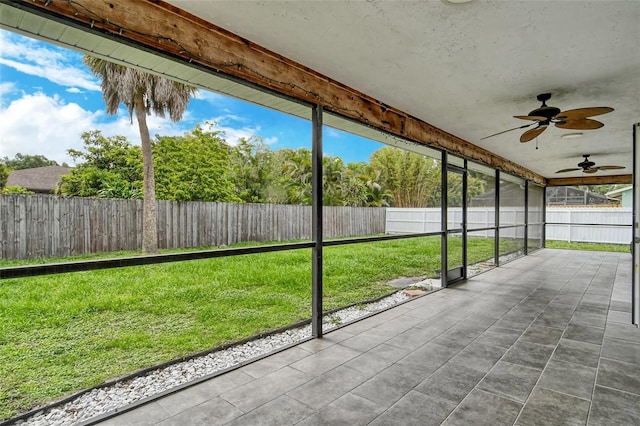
[386, 207, 632, 245]
[546, 208, 632, 245]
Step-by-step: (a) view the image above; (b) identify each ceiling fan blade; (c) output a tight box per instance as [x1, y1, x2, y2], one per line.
[557, 107, 614, 120]
[514, 115, 546, 121]
[555, 118, 604, 130]
[595, 165, 625, 170]
[555, 168, 582, 173]
[480, 123, 536, 140]
[520, 125, 547, 142]
[583, 169, 599, 174]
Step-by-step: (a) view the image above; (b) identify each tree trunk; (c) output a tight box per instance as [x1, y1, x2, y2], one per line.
[135, 92, 158, 254]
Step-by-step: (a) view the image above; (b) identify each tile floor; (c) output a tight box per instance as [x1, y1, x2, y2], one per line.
[96, 249, 640, 425]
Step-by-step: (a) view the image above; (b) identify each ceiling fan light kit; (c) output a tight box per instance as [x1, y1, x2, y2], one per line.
[561, 133, 583, 139]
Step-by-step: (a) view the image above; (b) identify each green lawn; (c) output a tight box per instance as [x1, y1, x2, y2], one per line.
[1, 235, 623, 420]
[1, 236, 448, 420]
[545, 240, 630, 253]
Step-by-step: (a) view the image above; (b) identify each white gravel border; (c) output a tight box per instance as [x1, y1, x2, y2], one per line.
[13, 288, 429, 426]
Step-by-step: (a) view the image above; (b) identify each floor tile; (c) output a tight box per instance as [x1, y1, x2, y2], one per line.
[534, 306, 575, 329]
[153, 370, 253, 416]
[429, 325, 480, 350]
[157, 397, 243, 426]
[607, 310, 631, 324]
[342, 343, 410, 377]
[442, 389, 522, 426]
[225, 395, 313, 426]
[596, 357, 640, 395]
[385, 324, 445, 350]
[550, 293, 582, 307]
[368, 391, 457, 426]
[553, 338, 601, 368]
[478, 361, 541, 403]
[563, 323, 605, 345]
[502, 341, 554, 369]
[474, 327, 522, 349]
[609, 300, 632, 313]
[352, 363, 425, 408]
[155, 384, 217, 416]
[601, 337, 640, 364]
[516, 387, 590, 426]
[414, 363, 486, 404]
[241, 346, 312, 379]
[520, 324, 564, 346]
[289, 343, 362, 376]
[338, 329, 392, 352]
[575, 303, 609, 316]
[296, 393, 385, 426]
[287, 365, 368, 410]
[220, 366, 311, 412]
[448, 341, 507, 373]
[537, 359, 596, 401]
[570, 310, 607, 328]
[97, 402, 171, 426]
[397, 342, 458, 376]
[92, 250, 632, 426]
[588, 385, 640, 426]
[604, 323, 640, 343]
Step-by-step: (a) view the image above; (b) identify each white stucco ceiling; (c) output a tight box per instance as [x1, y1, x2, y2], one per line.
[165, 0, 640, 180]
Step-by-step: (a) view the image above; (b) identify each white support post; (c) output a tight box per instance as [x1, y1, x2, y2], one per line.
[633, 123, 640, 326]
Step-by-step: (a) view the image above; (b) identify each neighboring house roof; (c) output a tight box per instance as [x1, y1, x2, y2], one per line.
[605, 186, 633, 199]
[6, 166, 71, 193]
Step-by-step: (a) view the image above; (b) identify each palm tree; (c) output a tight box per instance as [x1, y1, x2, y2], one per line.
[83, 56, 197, 253]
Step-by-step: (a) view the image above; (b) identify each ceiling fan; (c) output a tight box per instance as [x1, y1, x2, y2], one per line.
[481, 93, 614, 143]
[555, 154, 624, 174]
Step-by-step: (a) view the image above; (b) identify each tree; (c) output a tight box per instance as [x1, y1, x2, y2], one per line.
[60, 131, 143, 198]
[276, 148, 313, 204]
[230, 137, 283, 203]
[83, 56, 197, 253]
[0, 153, 59, 170]
[369, 147, 441, 207]
[0, 164, 8, 189]
[154, 124, 240, 202]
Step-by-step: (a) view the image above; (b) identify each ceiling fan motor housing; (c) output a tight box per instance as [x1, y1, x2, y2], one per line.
[579, 155, 595, 169]
[530, 94, 560, 119]
[528, 105, 561, 120]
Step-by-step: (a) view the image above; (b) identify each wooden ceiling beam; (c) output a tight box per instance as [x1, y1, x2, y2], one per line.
[18, 0, 547, 184]
[547, 174, 632, 187]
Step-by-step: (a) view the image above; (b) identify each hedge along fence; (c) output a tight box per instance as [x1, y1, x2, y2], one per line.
[0, 194, 386, 260]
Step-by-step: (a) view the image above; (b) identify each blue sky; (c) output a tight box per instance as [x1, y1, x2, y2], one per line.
[0, 29, 381, 166]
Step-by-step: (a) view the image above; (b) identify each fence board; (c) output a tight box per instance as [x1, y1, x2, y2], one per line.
[386, 207, 632, 245]
[0, 194, 385, 260]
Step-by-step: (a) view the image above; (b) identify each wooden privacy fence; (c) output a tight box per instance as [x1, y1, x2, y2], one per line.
[0, 194, 386, 260]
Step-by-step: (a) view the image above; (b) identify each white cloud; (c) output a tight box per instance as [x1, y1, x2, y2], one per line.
[66, 87, 83, 94]
[0, 81, 17, 103]
[263, 136, 278, 145]
[0, 31, 100, 91]
[0, 92, 99, 164]
[325, 127, 345, 139]
[0, 92, 189, 165]
[195, 90, 228, 104]
[201, 116, 277, 146]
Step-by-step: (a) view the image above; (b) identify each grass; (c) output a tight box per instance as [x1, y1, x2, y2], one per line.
[0, 235, 624, 420]
[1, 236, 446, 420]
[545, 240, 630, 253]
